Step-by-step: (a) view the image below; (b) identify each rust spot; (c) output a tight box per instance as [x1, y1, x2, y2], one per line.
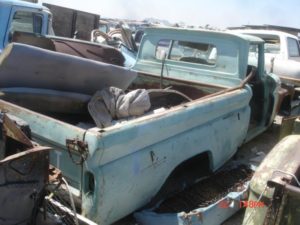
[12, 31, 125, 66]
[49, 164, 62, 182]
[66, 138, 89, 165]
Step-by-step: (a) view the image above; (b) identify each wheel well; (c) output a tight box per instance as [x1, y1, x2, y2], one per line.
[146, 151, 212, 208]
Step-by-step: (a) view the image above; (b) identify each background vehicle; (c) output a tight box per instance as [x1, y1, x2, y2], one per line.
[0, 0, 52, 52]
[231, 30, 300, 86]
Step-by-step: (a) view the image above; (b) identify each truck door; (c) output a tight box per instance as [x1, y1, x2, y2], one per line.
[4, 6, 49, 48]
[247, 43, 280, 136]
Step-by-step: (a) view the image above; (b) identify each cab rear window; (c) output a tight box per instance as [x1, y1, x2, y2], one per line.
[156, 39, 217, 66]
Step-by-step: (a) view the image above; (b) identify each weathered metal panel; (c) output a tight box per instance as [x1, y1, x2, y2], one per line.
[133, 28, 250, 87]
[242, 135, 300, 225]
[0, 146, 50, 225]
[0, 112, 51, 224]
[43, 3, 99, 41]
[0, 100, 85, 190]
[12, 31, 126, 66]
[44, 3, 74, 38]
[2, 113, 33, 147]
[81, 89, 252, 224]
[0, 85, 252, 225]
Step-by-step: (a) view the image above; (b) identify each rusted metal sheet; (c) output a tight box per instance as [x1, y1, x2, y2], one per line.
[12, 31, 125, 66]
[66, 138, 88, 165]
[0, 113, 34, 158]
[49, 164, 62, 182]
[43, 3, 99, 41]
[251, 135, 300, 196]
[0, 146, 51, 225]
[52, 38, 125, 66]
[242, 135, 300, 225]
[0, 113, 96, 225]
[0, 112, 51, 224]
[276, 85, 294, 115]
[2, 113, 33, 147]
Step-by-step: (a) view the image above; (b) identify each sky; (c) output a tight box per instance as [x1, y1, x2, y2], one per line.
[41, 0, 300, 29]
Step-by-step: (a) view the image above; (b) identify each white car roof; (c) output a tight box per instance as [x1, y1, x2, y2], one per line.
[229, 29, 299, 40]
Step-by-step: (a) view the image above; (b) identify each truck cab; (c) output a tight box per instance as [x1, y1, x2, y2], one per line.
[134, 28, 280, 140]
[0, 0, 52, 52]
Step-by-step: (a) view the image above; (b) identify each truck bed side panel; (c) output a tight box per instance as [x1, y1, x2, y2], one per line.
[82, 89, 251, 224]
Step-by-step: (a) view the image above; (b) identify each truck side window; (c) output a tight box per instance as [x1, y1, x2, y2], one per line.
[155, 39, 171, 60]
[287, 37, 300, 57]
[262, 35, 280, 54]
[248, 44, 259, 68]
[169, 41, 217, 65]
[10, 11, 43, 34]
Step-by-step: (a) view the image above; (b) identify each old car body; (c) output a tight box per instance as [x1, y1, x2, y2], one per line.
[242, 135, 300, 225]
[0, 113, 51, 225]
[0, 27, 280, 225]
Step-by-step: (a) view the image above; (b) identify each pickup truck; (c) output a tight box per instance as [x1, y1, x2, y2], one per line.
[0, 28, 281, 225]
[0, 0, 52, 52]
[231, 29, 300, 86]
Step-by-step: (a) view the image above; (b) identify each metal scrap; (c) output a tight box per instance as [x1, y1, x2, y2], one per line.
[0, 112, 51, 225]
[0, 146, 51, 225]
[2, 113, 33, 147]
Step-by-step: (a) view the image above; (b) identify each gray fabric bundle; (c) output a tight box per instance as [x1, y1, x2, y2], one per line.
[88, 87, 151, 128]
